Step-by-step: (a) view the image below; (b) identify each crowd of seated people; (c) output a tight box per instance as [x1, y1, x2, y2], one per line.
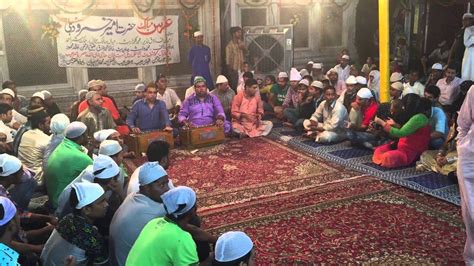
[0, 42, 471, 264]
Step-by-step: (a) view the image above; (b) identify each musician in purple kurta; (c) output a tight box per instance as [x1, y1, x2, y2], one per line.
[178, 76, 231, 133]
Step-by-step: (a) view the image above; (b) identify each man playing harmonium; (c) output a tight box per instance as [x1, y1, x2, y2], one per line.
[178, 76, 231, 134]
[126, 83, 173, 134]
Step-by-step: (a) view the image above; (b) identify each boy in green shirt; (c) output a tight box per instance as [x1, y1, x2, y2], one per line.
[270, 72, 290, 119]
[126, 186, 199, 265]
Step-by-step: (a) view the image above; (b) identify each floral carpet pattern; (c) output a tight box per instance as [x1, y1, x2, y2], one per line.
[125, 137, 464, 264]
[202, 177, 464, 264]
[126, 137, 360, 209]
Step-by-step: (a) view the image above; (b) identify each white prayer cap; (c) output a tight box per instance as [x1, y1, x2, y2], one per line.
[313, 63, 322, 69]
[0, 89, 15, 98]
[0, 154, 21, 177]
[65, 121, 87, 139]
[431, 63, 443, 70]
[341, 54, 350, 60]
[94, 129, 119, 143]
[134, 83, 146, 92]
[463, 13, 474, 19]
[357, 88, 373, 99]
[41, 90, 52, 99]
[311, 80, 324, 89]
[390, 72, 403, 82]
[215, 231, 254, 262]
[93, 154, 120, 179]
[72, 182, 105, 209]
[307, 61, 314, 65]
[193, 31, 203, 37]
[87, 79, 102, 89]
[139, 161, 168, 186]
[0, 197, 16, 226]
[326, 68, 337, 75]
[31, 92, 45, 100]
[85, 91, 97, 101]
[289, 68, 302, 81]
[161, 186, 196, 218]
[299, 69, 310, 77]
[390, 82, 404, 91]
[216, 75, 229, 84]
[277, 72, 288, 79]
[298, 79, 309, 86]
[99, 140, 122, 157]
[345, 75, 357, 85]
[322, 75, 330, 81]
[356, 76, 367, 85]
[50, 113, 70, 136]
[77, 165, 94, 183]
[78, 89, 88, 99]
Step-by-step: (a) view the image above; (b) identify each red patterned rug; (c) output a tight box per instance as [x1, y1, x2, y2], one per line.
[124, 138, 464, 264]
[125, 138, 361, 209]
[202, 176, 464, 264]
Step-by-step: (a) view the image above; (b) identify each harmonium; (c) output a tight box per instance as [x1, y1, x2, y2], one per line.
[179, 125, 225, 149]
[124, 130, 174, 155]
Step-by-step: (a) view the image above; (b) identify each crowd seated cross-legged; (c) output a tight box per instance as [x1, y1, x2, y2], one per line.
[3, 16, 474, 265]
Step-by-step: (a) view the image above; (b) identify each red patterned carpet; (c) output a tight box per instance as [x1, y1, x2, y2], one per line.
[126, 138, 361, 209]
[125, 137, 465, 264]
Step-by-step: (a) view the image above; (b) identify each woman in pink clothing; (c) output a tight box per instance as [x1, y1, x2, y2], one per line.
[231, 79, 273, 138]
[372, 94, 432, 168]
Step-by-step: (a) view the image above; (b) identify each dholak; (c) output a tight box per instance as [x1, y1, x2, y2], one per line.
[124, 130, 174, 155]
[179, 125, 225, 149]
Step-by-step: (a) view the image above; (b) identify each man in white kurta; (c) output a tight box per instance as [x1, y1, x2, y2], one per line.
[307, 86, 348, 143]
[462, 24, 474, 81]
[155, 75, 182, 115]
[457, 85, 474, 265]
[109, 162, 170, 266]
[17, 111, 51, 185]
[334, 54, 351, 82]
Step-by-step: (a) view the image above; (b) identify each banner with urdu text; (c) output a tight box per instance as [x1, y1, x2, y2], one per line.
[54, 15, 180, 68]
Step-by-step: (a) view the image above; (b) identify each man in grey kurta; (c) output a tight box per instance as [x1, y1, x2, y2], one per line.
[109, 162, 171, 266]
